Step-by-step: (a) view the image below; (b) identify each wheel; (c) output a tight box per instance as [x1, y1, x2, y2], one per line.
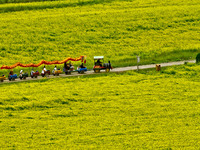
[106, 68, 110, 72]
[20, 77, 22, 80]
[9, 79, 11, 81]
[12, 78, 15, 81]
[35, 76, 37, 78]
[94, 69, 100, 73]
[1, 80, 3, 82]
[23, 77, 26, 79]
[31, 76, 33, 78]
[80, 70, 84, 74]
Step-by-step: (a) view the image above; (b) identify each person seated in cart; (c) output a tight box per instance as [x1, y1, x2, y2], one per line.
[96, 59, 102, 67]
[20, 70, 23, 75]
[31, 69, 35, 76]
[41, 66, 50, 77]
[63, 62, 70, 71]
[52, 66, 57, 74]
[63, 62, 71, 74]
[69, 61, 74, 71]
[9, 70, 14, 75]
[77, 63, 87, 73]
[54, 66, 57, 71]
[41, 66, 46, 74]
[79, 63, 86, 69]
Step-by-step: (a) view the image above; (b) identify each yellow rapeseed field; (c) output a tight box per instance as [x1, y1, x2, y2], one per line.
[0, 0, 200, 69]
[0, 64, 200, 149]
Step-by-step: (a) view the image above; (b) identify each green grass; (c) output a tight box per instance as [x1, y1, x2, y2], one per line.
[1, 64, 200, 149]
[0, 0, 200, 74]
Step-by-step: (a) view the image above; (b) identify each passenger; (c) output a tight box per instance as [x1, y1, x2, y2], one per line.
[31, 69, 35, 76]
[64, 62, 67, 69]
[96, 59, 102, 66]
[41, 66, 46, 74]
[69, 63, 74, 71]
[79, 63, 85, 68]
[66, 64, 70, 70]
[43, 66, 47, 72]
[9, 70, 13, 75]
[54, 66, 57, 71]
[20, 70, 23, 74]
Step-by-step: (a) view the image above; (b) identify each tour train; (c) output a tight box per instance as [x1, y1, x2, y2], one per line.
[0, 56, 112, 82]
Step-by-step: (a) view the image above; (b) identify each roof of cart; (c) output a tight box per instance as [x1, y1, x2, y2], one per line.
[94, 56, 104, 60]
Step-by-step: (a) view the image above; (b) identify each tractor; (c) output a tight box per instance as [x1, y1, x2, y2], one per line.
[93, 56, 112, 73]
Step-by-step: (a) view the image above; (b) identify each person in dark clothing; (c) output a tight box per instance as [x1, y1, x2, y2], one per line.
[79, 63, 85, 68]
[64, 62, 67, 69]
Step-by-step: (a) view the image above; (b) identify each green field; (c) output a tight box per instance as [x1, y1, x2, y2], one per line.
[0, 64, 200, 149]
[0, 0, 200, 73]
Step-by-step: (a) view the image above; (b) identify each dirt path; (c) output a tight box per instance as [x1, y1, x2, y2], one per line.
[1, 60, 196, 84]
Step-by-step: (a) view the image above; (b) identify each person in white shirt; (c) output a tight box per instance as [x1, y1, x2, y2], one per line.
[41, 66, 46, 74]
[54, 66, 57, 71]
[31, 69, 35, 76]
[20, 70, 23, 74]
[43, 66, 47, 72]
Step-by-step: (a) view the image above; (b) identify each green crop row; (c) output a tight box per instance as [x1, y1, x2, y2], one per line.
[0, 0, 58, 4]
[0, 64, 200, 149]
[0, 0, 110, 13]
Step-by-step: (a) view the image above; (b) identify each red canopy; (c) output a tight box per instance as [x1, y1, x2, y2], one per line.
[1, 56, 85, 69]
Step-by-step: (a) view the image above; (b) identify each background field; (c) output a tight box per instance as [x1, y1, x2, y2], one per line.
[0, 0, 200, 74]
[1, 1, 200, 148]
[0, 64, 200, 149]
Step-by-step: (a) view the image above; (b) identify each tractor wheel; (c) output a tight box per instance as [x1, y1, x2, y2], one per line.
[94, 69, 100, 73]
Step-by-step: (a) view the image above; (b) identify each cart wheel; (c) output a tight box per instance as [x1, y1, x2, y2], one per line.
[106, 68, 110, 72]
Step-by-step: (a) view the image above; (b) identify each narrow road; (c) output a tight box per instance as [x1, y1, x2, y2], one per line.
[1, 60, 196, 84]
